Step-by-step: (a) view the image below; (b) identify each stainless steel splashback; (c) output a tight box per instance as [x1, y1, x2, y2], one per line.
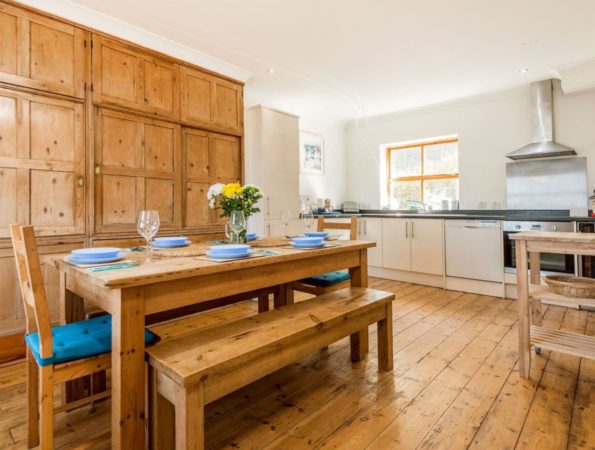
[506, 157, 588, 210]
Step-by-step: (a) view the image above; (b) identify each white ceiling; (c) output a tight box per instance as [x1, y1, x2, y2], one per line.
[25, 0, 595, 121]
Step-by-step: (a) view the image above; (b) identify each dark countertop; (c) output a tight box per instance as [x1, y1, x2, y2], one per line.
[313, 209, 595, 222]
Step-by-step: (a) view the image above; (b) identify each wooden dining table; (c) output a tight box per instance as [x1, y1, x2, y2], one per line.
[56, 239, 374, 449]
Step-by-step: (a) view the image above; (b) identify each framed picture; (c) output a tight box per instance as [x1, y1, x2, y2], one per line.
[300, 130, 324, 175]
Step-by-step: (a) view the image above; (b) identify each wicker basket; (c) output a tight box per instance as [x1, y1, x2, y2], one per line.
[544, 275, 595, 299]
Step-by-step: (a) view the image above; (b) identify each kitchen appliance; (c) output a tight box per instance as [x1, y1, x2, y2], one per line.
[506, 157, 588, 210]
[342, 201, 360, 213]
[445, 220, 503, 282]
[577, 222, 595, 278]
[506, 79, 576, 160]
[503, 221, 575, 275]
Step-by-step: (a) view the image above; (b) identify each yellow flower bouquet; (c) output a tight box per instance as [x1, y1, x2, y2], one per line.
[207, 182, 263, 219]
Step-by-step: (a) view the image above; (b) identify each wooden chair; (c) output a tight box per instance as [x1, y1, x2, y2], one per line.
[10, 224, 158, 449]
[290, 215, 358, 297]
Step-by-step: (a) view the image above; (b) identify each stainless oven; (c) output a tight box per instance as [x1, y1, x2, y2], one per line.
[503, 221, 575, 275]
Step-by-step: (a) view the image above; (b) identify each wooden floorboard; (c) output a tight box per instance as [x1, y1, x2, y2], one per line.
[0, 278, 593, 449]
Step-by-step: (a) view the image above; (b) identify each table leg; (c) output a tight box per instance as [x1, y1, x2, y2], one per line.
[529, 252, 542, 327]
[349, 249, 369, 361]
[516, 240, 531, 378]
[60, 273, 87, 403]
[112, 287, 147, 449]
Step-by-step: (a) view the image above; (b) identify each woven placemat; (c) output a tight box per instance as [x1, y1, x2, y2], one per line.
[153, 243, 210, 258]
[250, 237, 290, 248]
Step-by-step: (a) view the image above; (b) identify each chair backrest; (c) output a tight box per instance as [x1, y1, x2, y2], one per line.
[10, 224, 53, 359]
[317, 215, 358, 240]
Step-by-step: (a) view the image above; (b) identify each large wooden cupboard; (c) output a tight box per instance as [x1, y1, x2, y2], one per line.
[0, 0, 244, 340]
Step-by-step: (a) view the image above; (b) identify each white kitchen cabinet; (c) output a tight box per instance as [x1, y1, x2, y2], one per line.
[265, 219, 305, 237]
[382, 219, 411, 271]
[245, 106, 300, 236]
[382, 218, 444, 275]
[410, 219, 444, 275]
[358, 217, 383, 267]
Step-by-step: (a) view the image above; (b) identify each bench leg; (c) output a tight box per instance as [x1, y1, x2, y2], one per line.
[149, 368, 175, 450]
[257, 293, 270, 313]
[175, 383, 205, 450]
[350, 328, 368, 362]
[377, 304, 394, 371]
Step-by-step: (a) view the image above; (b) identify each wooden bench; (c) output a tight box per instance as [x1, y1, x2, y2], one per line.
[146, 287, 395, 449]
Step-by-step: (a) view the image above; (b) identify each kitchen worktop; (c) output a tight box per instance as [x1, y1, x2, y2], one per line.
[314, 209, 595, 222]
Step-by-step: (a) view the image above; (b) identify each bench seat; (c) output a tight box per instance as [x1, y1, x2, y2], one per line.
[146, 286, 394, 449]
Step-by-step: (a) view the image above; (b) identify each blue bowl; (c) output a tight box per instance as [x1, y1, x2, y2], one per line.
[292, 237, 324, 246]
[247, 232, 257, 240]
[305, 232, 329, 239]
[209, 244, 250, 255]
[71, 247, 121, 259]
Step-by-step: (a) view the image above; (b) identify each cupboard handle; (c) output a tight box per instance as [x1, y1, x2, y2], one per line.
[76, 176, 85, 187]
[266, 223, 271, 236]
[94, 165, 102, 175]
[411, 221, 415, 238]
[364, 220, 367, 235]
[405, 221, 408, 238]
[266, 197, 270, 217]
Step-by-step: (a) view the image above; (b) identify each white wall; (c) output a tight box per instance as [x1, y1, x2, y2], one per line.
[346, 84, 595, 210]
[298, 118, 348, 209]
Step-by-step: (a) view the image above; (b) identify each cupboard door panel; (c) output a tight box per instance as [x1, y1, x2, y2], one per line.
[185, 130, 210, 179]
[145, 178, 174, 225]
[0, 3, 85, 98]
[100, 45, 139, 104]
[30, 101, 76, 163]
[0, 168, 18, 230]
[145, 123, 175, 173]
[180, 67, 212, 125]
[185, 181, 210, 227]
[381, 218, 411, 271]
[101, 174, 138, 227]
[211, 134, 240, 180]
[0, 94, 17, 157]
[93, 36, 179, 119]
[410, 219, 444, 275]
[30, 170, 75, 233]
[214, 81, 241, 132]
[100, 113, 142, 169]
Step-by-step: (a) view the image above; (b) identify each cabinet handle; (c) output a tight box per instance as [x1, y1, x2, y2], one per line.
[364, 220, 367, 235]
[94, 164, 102, 175]
[266, 197, 270, 217]
[266, 223, 271, 236]
[405, 221, 408, 238]
[411, 221, 415, 238]
[76, 176, 85, 187]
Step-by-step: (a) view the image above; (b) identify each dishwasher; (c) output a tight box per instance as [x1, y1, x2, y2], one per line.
[445, 220, 503, 282]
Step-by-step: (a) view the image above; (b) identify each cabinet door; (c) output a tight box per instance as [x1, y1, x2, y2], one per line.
[381, 218, 411, 271]
[95, 109, 181, 232]
[180, 66, 242, 134]
[92, 36, 179, 119]
[0, 3, 86, 98]
[0, 88, 85, 237]
[182, 128, 241, 229]
[362, 218, 383, 267]
[410, 219, 444, 275]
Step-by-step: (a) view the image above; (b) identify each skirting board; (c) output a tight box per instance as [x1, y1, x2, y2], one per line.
[446, 277, 505, 298]
[369, 266, 444, 288]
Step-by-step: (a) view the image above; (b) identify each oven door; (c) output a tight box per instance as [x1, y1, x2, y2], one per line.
[503, 231, 575, 274]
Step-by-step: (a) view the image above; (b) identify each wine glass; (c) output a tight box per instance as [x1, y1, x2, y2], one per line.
[281, 209, 292, 237]
[137, 210, 160, 263]
[302, 211, 314, 234]
[229, 210, 246, 244]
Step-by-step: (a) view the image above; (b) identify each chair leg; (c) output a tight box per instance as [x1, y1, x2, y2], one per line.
[257, 293, 269, 313]
[149, 367, 175, 450]
[39, 366, 54, 450]
[26, 349, 40, 448]
[350, 329, 368, 362]
[175, 383, 205, 450]
[377, 304, 394, 371]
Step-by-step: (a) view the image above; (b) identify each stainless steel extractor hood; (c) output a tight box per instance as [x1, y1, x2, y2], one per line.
[506, 79, 576, 160]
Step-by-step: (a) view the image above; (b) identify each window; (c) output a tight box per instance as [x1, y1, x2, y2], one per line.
[386, 138, 459, 209]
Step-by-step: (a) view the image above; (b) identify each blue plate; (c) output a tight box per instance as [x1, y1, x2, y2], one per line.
[206, 250, 252, 259]
[292, 237, 324, 246]
[153, 239, 191, 248]
[247, 232, 258, 241]
[154, 236, 187, 244]
[67, 252, 126, 265]
[209, 244, 250, 255]
[305, 232, 329, 239]
[71, 247, 121, 259]
[291, 242, 325, 249]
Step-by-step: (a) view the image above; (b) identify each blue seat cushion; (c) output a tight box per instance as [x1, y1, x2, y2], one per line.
[301, 270, 351, 287]
[25, 315, 159, 367]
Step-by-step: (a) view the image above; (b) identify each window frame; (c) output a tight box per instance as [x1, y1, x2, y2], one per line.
[386, 137, 459, 205]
